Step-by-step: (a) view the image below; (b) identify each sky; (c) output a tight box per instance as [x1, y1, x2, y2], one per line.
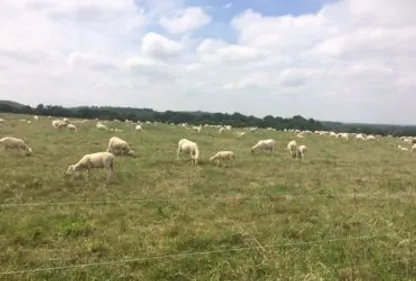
[0, 0, 415, 124]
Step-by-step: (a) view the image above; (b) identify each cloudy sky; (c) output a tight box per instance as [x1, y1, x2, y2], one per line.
[0, 0, 415, 124]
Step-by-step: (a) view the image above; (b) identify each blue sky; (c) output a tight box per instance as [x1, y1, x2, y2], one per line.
[0, 0, 415, 124]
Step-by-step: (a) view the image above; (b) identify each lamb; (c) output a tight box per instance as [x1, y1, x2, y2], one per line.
[251, 139, 276, 154]
[107, 136, 136, 157]
[66, 152, 115, 181]
[296, 145, 307, 159]
[287, 140, 297, 158]
[177, 138, 200, 164]
[209, 150, 235, 166]
[67, 124, 77, 132]
[0, 136, 32, 156]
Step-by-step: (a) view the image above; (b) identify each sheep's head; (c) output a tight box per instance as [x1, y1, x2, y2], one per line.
[127, 150, 137, 157]
[66, 165, 77, 175]
[209, 156, 215, 162]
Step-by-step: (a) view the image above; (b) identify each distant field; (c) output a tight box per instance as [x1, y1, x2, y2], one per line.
[0, 113, 415, 281]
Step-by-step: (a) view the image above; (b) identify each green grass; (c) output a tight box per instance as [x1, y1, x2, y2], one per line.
[0, 113, 416, 281]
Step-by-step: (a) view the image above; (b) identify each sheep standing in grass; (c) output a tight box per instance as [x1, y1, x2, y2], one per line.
[410, 144, 416, 153]
[296, 145, 307, 159]
[135, 124, 142, 131]
[66, 152, 115, 182]
[96, 123, 108, 131]
[177, 138, 200, 164]
[0, 118, 4, 124]
[287, 140, 297, 158]
[52, 120, 68, 129]
[0, 137, 32, 155]
[209, 151, 235, 166]
[107, 137, 136, 157]
[251, 139, 276, 154]
[67, 124, 77, 132]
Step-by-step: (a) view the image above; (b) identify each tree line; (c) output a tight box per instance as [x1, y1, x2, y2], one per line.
[1, 101, 416, 136]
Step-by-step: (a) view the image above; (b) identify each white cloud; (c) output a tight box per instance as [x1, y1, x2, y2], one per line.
[224, 3, 232, 9]
[159, 6, 211, 34]
[0, 0, 415, 124]
[141, 32, 184, 58]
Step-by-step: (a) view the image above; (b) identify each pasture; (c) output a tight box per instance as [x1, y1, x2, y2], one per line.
[0, 113, 416, 281]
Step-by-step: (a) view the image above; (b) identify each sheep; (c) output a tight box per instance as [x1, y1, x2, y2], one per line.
[287, 140, 297, 158]
[366, 135, 376, 141]
[237, 132, 246, 138]
[107, 136, 136, 157]
[0, 137, 32, 156]
[411, 144, 416, 153]
[96, 123, 108, 131]
[33, 115, 39, 121]
[192, 125, 202, 132]
[398, 145, 409, 152]
[135, 124, 142, 131]
[355, 134, 366, 141]
[52, 120, 68, 129]
[296, 145, 307, 159]
[177, 138, 200, 164]
[0, 118, 4, 124]
[251, 139, 276, 154]
[209, 150, 235, 166]
[66, 152, 115, 182]
[67, 124, 77, 132]
[219, 127, 225, 134]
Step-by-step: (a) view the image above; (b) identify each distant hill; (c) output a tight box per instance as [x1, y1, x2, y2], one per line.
[0, 100, 26, 109]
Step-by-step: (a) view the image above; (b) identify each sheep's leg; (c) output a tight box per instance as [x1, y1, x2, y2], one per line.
[176, 148, 181, 161]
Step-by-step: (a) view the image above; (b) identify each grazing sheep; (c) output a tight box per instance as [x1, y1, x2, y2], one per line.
[209, 151, 235, 166]
[107, 136, 136, 157]
[366, 135, 376, 141]
[398, 145, 409, 152]
[192, 125, 202, 132]
[33, 115, 39, 121]
[237, 132, 246, 138]
[135, 124, 142, 131]
[218, 127, 225, 134]
[0, 137, 32, 155]
[338, 133, 349, 140]
[177, 138, 200, 164]
[96, 123, 108, 131]
[411, 144, 416, 153]
[296, 145, 307, 159]
[52, 120, 68, 129]
[0, 118, 4, 124]
[66, 152, 115, 181]
[355, 134, 366, 141]
[287, 140, 297, 158]
[67, 124, 77, 132]
[251, 139, 276, 154]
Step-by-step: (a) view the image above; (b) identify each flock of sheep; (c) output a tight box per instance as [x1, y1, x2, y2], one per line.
[0, 115, 310, 183]
[2, 115, 415, 183]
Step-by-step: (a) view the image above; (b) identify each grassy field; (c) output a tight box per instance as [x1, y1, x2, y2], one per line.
[0, 113, 416, 281]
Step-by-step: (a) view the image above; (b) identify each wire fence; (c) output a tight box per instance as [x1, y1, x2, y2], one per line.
[0, 233, 401, 276]
[1, 191, 415, 208]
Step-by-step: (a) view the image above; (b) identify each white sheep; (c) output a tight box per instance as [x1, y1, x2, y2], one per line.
[366, 135, 376, 141]
[96, 123, 108, 131]
[177, 138, 200, 164]
[192, 125, 202, 132]
[33, 115, 39, 121]
[135, 124, 142, 131]
[0, 136, 32, 156]
[52, 120, 68, 129]
[209, 151, 235, 166]
[287, 140, 297, 158]
[0, 118, 4, 124]
[355, 134, 366, 141]
[251, 139, 276, 154]
[66, 151, 115, 181]
[296, 145, 307, 159]
[67, 124, 77, 132]
[397, 145, 409, 152]
[107, 136, 136, 157]
[237, 132, 246, 138]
